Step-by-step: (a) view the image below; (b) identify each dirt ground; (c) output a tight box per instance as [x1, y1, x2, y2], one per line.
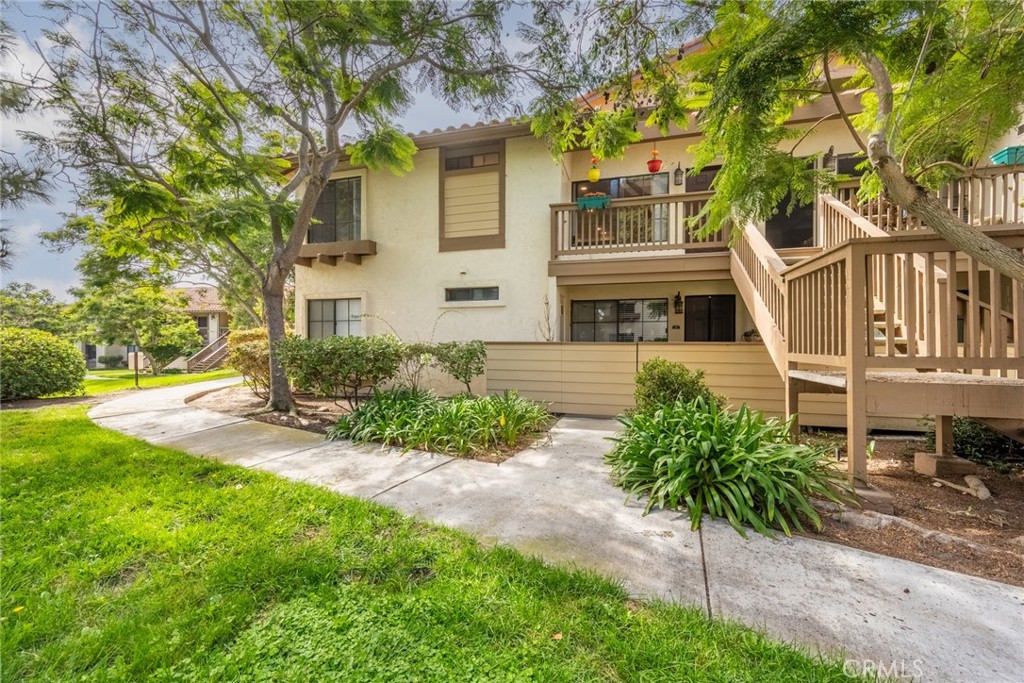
[188, 384, 349, 434]
[192, 388, 1024, 586]
[809, 436, 1024, 587]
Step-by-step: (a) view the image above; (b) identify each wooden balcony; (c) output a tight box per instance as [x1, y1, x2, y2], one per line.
[550, 192, 728, 260]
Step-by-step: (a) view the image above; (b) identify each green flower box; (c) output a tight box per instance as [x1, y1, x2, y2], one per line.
[990, 146, 1024, 166]
[577, 195, 610, 210]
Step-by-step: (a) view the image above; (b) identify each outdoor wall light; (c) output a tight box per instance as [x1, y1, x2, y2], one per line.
[673, 291, 683, 314]
[673, 162, 684, 187]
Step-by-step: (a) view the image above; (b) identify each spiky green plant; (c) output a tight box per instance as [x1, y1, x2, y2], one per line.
[606, 397, 851, 538]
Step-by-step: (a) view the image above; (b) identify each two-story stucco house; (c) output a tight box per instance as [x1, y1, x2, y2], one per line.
[292, 84, 1024, 485]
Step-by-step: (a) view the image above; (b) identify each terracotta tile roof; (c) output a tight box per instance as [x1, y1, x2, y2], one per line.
[177, 286, 227, 314]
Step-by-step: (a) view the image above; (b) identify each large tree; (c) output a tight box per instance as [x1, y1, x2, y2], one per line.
[534, 0, 1024, 279]
[71, 282, 202, 375]
[0, 282, 74, 336]
[1, 15, 53, 270]
[34, 0, 560, 411]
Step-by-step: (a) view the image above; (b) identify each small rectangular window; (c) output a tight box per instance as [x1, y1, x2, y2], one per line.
[307, 298, 363, 338]
[444, 286, 499, 302]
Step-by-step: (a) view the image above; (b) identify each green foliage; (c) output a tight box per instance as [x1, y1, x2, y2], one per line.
[432, 340, 487, 394]
[0, 327, 86, 400]
[925, 417, 1024, 473]
[227, 327, 272, 399]
[97, 354, 123, 369]
[533, 1, 1024, 235]
[0, 406, 863, 682]
[329, 388, 550, 456]
[276, 334, 403, 405]
[0, 282, 75, 337]
[71, 284, 202, 375]
[633, 357, 718, 414]
[395, 341, 438, 392]
[606, 398, 851, 538]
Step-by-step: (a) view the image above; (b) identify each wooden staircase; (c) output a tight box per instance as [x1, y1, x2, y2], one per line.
[730, 165, 1024, 483]
[186, 332, 229, 373]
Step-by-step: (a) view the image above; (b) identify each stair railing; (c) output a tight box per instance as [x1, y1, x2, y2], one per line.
[186, 331, 229, 372]
[730, 222, 788, 375]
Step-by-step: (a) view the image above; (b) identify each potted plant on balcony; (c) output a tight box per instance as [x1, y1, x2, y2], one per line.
[587, 155, 601, 183]
[647, 148, 662, 173]
[577, 191, 610, 210]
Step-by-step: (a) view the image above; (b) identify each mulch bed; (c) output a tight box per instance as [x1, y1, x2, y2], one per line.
[809, 436, 1024, 587]
[188, 385, 349, 434]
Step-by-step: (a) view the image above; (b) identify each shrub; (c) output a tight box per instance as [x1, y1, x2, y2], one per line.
[97, 354, 123, 369]
[606, 397, 850, 538]
[925, 416, 1024, 472]
[633, 357, 718, 414]
[276, 334, 402, 405]
[395, 341, 438, 391]
[433, 340, 487, 393]
[329, 388, 550, 456]
[227, 328, 271, 399]
[0, 327, 86, 400]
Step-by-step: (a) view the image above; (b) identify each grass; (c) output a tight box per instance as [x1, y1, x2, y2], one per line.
[81, 368, 240, 395]
[0, 406, 865, 682]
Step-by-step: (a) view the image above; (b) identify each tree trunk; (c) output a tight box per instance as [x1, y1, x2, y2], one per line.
[868, 139, 1024, 282]
[262, 271, 293, 412]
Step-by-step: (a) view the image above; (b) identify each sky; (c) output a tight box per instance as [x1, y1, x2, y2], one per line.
[1, 1, 531, 300]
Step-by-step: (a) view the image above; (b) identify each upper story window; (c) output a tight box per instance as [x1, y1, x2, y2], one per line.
[309, 176, 361, 244]
[439, 141, 505, 252]
[573, 172, 669, 200]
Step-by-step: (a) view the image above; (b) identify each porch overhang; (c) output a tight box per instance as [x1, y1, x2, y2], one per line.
[548, 252, 731, 286]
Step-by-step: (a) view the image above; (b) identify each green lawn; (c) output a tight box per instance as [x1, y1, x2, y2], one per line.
[0, 406, 863, 682]
[82, 368, 240, 395]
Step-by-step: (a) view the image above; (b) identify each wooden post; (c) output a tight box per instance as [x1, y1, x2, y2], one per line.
[846, 244, 869, 484]
[785, 363, 800, 440]
[934, 415, 954, 457]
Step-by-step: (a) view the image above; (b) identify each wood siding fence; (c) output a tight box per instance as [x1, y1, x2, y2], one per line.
[486, 342, 920, 429]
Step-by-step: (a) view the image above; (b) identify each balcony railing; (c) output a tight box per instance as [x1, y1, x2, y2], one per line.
[834, 165, 1023, 232]
[550, 192, 728, 257]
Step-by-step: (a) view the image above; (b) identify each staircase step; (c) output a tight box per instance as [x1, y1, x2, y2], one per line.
[977, 418, 1024, 445]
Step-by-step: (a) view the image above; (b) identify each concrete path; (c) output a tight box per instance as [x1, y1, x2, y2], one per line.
[89, 380, 1024, 683]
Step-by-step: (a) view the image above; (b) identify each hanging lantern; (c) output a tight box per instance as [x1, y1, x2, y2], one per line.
[647, 147, 663, 173]
[588, 155, 601, 183]
[673, 162, 685, 186]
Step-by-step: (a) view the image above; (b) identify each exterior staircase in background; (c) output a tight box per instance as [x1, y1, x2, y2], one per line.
[187, 331, 230, 373]
[728, 165, 1024, 483]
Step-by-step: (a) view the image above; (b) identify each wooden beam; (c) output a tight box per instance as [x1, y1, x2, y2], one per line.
[317, 254, 337, 266]
[341, 252, 362, 265]
[934, 415, 954, 456]
[295, 257, 313, 267]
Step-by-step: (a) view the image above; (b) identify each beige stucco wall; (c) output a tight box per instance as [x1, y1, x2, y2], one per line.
[295, 136, 564, 344]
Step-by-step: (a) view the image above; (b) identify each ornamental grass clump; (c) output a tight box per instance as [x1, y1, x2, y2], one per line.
[328, 388, 550, 457]
[606, 397, 851, 538]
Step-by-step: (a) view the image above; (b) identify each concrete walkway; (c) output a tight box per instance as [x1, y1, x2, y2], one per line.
[89, 380, 1024, 683]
